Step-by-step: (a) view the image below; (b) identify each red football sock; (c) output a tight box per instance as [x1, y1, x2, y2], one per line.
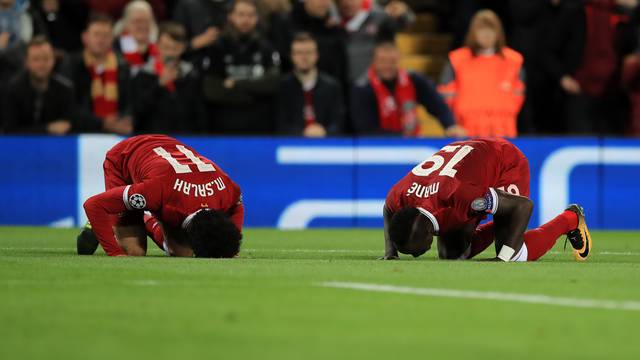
[144, 214, 165, 250]
[468, 222, 495, 259]
[525, 210, 578, 261]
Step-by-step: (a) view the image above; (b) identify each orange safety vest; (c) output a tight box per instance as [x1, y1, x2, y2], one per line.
[438, 47, 525, 137]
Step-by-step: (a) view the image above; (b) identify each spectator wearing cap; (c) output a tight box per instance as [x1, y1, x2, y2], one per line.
[60, 13, 133, 135]
[132, 22, 207, 134]
[202, 0, 280, 134]
[3, 36, 74, 134]
[352, 42, 463, 136]
[439, 10, 524, 138]
[276, 32, 344, 137]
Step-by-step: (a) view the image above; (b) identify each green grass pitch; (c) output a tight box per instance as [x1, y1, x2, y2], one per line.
[1, 227, 639, 360]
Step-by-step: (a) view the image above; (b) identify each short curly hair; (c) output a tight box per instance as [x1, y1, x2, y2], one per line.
[185, 210, 242, 258]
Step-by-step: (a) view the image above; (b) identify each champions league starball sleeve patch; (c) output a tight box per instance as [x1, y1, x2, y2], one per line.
[123, 185, 147, 210]
[471, 188, 499, 214]
[128, 193, 147, 210]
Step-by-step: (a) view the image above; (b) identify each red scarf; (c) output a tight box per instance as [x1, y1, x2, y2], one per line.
[119, 34, 159, 70]
[368, 66, 419, 135]
[85, 51, 119, 119]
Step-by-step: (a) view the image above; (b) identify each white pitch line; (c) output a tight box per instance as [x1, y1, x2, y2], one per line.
[243, 248, 379, 254]
[320, 282, 640, 312]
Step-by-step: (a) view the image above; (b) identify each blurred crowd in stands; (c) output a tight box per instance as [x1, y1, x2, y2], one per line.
[1, 0, 640, 137]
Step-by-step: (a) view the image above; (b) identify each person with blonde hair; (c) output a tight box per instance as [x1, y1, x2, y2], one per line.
[114, 0, 158, 75]
[439, 9, 525, 138]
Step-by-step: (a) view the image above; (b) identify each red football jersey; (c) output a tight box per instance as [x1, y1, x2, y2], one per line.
[385, 138, 529, 234]
[84, 135, 243, 256]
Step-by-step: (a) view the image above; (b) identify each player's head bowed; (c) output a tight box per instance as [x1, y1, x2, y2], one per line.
[389, 207, 434, 258]
[184, 209, 242, 258]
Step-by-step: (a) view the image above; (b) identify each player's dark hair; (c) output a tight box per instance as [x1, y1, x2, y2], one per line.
[388, 207, 420, 247]
[185, 210, 242, 258]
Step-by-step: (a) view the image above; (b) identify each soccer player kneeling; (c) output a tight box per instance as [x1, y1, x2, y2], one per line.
[382, 138, 592, 262]
[78, 135, 243, 258]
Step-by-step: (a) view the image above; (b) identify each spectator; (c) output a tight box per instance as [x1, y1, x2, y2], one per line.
[335, 0, 414, 81]
[544, 0, 637, 135]
[0, 0, 33, 128]
[622, 49, 640, 136]
[0, 0, 33, 51]
[173, 0, 227, 54]
[507, 0, 559, 134]
[3, 36, 74, 134]
[439, 10, 524, 138]
[202, 0, 280, 134]
[352, 42, 463, 136]
[276, 32, 344, 136]
[29, 0, 88, 55]
[290, 0, 349, 87]
[86, 0, 166, 21]
[59, 13, 133, 135]
[258, 0, 293, 70]
[132, 22, 207, 134]
[114, 0, 159, 75]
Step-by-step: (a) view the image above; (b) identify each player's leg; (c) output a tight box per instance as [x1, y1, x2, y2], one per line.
[523, 209, 578, 261]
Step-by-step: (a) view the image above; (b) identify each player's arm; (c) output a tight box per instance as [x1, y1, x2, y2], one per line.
[228, 195, 245, 233]
[83, 183, 160, 256]
[381, 205, 399, 260]
[83, 186, 134, 256]
[492, 189, 534, 261]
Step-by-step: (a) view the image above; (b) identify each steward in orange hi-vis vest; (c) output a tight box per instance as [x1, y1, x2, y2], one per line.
[438, 46, 525, 138]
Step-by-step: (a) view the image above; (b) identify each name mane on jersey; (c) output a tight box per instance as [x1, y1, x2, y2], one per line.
[173, 177, 226, 197]
[406, 182, 440, 199]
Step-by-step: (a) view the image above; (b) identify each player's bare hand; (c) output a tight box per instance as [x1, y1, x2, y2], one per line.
[560, 75, 581, 94]
[303, 123, 327, 138]
[379, 254, 400, 260]
[445, 124, 467, 138]
[191, 27, 219, 50]
[47, 120, 72, 135]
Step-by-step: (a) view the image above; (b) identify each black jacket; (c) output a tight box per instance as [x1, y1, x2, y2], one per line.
[59, 51, 132, 132]
[3, 72, 75, 133]
[132, 61, 207, 134]
[276, 72, 344, 135]
[202, 31, 280, 134]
